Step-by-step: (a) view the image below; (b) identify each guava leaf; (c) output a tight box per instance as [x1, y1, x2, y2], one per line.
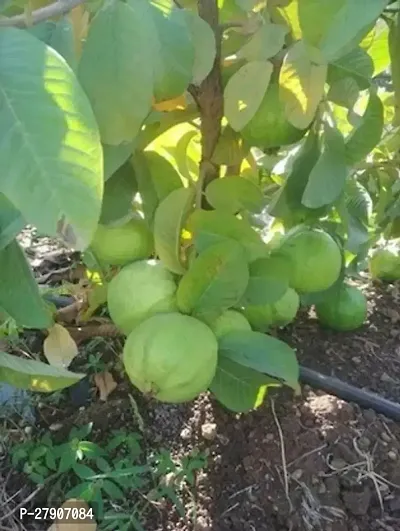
[28, 17, 76, 70]
[103, 143, 134, 182]
[0, 28, 103, 250]
[0, 194, 25, 251]
[327, 78, 360, 109]
[131, 152, 159, 225]
[154, 187, 195, 275]
[210, 357, 279, 413]
[0, 351, 84, 392]
[78, 0, 154, 144]
[0, 240, 53, 329]
[211, 126, 249, 167]
[242, 254, 291, 306]
[44, 324, 78, 369]
[279, 41, 327, 129]
[184, 10, 216, 86]
[302, 124, 348, 209]
[224, 60, 273, 131]
[298, 0, 345, 48]
[389, 12, 400, 125]
[363, 19, 390, 76]
[100, 161, 138, 225]
[345, 91, 384, 165]
[177, 241, 249, 319]
[205, 176, 265, 214]
[238, 21, 288, 62]
[188, 210, 267, 262]
[218, 330, 300, 392]
[328, 47, 374, 90]
[275, 0, 302, 40]
[144, 150, 184, 201]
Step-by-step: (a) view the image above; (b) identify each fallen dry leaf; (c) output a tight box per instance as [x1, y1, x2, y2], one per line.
[47, 499, 97, 531]
[94, 371, 117, 401]
[44, 324, 78, 369]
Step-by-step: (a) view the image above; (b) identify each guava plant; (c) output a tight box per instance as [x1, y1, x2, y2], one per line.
[0, 0, 400, 413]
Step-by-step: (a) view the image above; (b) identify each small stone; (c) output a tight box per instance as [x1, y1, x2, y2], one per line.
[265, 433, 274, 442]
[318, 483, 327, 494]
[381, 431, 392, 443]
[352, 356, 361, 365]
[180, 427, 191, 440]
[330, 457, 348, 471]
[390, 329, 399, 338]
[201, 423, 217, 441]
[79, 406, 85, 412]
[381, 372, 394, 383]
[24, 426, 33, 435]
[292, 468, 303, 481]
[49, 422, 62, 432]
[358, 437, 371, 451]
[388, 450, 398, 461]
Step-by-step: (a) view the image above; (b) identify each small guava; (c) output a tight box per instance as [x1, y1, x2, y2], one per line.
[277, 228, 342, 293]
[369, 247, 400, 282]
[315, 284, 367, 332]
[107, 259, 177, 335]
[209, 310, 251, 338]
[244, 288, 300, 331]
[90, 219, 153, 266]
[123, 313, 218, 403]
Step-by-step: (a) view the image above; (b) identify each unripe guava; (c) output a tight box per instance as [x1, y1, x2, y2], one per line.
[123, 313, 218, 403]
[369, 247, 400, 282]
[209, 310, 251, 338]
[315, 284, 367, 331]
[243, 288, 300, 331]
[277, 228, 342, 293]
[107, 259, 177, 335]
[91, 219, 153, 266]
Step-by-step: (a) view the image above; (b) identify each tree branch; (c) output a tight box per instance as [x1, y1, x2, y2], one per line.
[0, 0, 86, 28]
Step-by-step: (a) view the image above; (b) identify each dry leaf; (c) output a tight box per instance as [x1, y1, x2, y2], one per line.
[94, 371, 117, 401]
[47, 499, 96, 531]
[44, 324, 78, 369]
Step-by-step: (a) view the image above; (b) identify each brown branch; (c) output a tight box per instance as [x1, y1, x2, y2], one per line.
[0, 0, 87, 28]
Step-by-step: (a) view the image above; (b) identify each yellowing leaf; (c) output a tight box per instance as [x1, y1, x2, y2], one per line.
[275, 0, 302, 40]
[94, 371, 117, 401]
[280, 41, 327, 129]
[44, 324, 78, 369]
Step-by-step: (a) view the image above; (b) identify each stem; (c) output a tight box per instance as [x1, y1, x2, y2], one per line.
[0, 0, 87, 27]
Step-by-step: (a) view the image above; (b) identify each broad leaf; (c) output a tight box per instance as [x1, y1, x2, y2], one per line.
[345, 179, 373, 224]
[0, 194, 24, 250]
[144, 150, 183, 201]
[154, 187, 195, 275]
[0, 351, 84, 392]
[389, 11, 400, 125]
[345, 91, 384, 165]
[210, 357, 278, 413]
[328, 47, 374, 90]
[211, 126, 249, 166]
[184, 10, 216, 86]
[100, 161, 137, 225]
[79, 0, 154, 144]
[274, 0, 302, 40]
[218, 330, 299, 391]
[0, 240, 53, 329]
[298, 0, 345, 48]
[327, 78, 360, 109]
[0, 28, 103, 250]
[363, 19, 390, 76]
[131, 152, 159, 225]
[176, 241, 249, 319]
[302, 124, 348, 208]
[44, 324, 78, 369]
[238, 21, 287, 62]
[205, 176, 265, 214]
[28, 17, 76, 70]
[103, 143, 134, 181]
[279, 41, 327, 129]
[188, 210, 267, 262]
[224, 60, 273, 131]
[242, 254, 291, 306]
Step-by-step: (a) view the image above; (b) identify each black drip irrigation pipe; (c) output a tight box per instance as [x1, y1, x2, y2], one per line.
[43, 294, 400, 422]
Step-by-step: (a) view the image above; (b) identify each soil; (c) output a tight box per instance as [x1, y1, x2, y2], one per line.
[2, 231, 400, 531]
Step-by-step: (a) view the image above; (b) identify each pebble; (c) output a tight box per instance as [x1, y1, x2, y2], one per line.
[381, 431, 392, 443]
[201, 423, 217, 441]
[318, 483, 327, 494]
[292, 468, 303, 481]
[265, 433, 274, 442]
[352, 356, 361, 365]
[358, 436, 371, 451]
[24, 426, 33, 435]
[180, 427, 191, 440]
[381, 372, 394, 383]
[388, 450, 398, 461]
[49, 422, 63, 432]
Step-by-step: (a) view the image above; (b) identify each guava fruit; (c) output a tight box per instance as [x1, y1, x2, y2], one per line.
[209, 310, 251, 338]
[107, 259, 177, 335]
[277, 228, 342, 293]
[369, 247, 400, 282]
[243, 288, 300, 331]
[91, 219, 153, 266]
[315, 284, 367, 331]
[241, 79, 307, 149]
[123, 313, 218, 403]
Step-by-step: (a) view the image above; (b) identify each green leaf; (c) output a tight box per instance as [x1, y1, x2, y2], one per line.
[103, 143, 133, 182]
[242, 254, 291, 306]
[0, 240, 53, 329]
[154, 187, 195, 275]
[345, 91, 384, 165]
[78, 0, 153, 144]
[211, 126, 249, 167]
[28, 17, 76, 70]
[319, 0, 390, 62]
[100, 161, 137, 225]
[0, 351, 84, 392]
[205, 176, 265, 214]
[345, 179, 372, 224]
[298, 0, 345, 48]
[224, 60, 273, 131]
[184, 10, 216, 86]
[363, 19, 390, 76]
[389, 11, 400, 125]
[328, 47, 374, 90]
[143, 151, 183, 202]
[177, 241, 249, 319]
[0, 194, 24, 250]
[210, 357, 277, 412]
[73, 463, 97, 479]
[302, 124, 348, 208]
[218, 330, 300, 391]
[102, 479, 124, 499]
[238, 21, 288, 62]
[188, 210, 267, 262]
[327, 78, 360, 109]
[279, 41, 327, 129]
[0, 28, 103, 250]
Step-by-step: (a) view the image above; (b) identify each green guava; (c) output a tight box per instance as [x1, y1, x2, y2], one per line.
[209, 310, 251, 338]
[315, 284, 367, 332]
[107, 259, 177, 335]
[90, 219, 153, 266]
[369, 247, 400, 282]
[277, 228, 342, 293]
[243, 288, 300, 331]
[123, 313, 218, 403]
